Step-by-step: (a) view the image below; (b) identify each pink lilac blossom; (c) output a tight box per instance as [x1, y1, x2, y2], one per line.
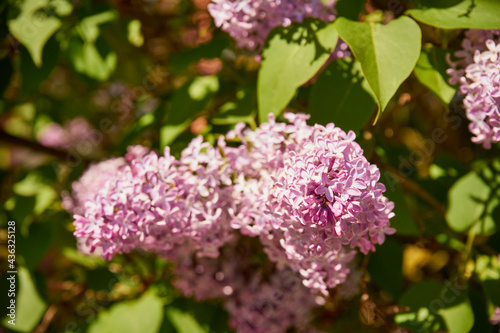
[446, 30, 500, 148]
[447, 30, 500, 85]
[63, 158, 127, 216]
[64, 146, 150, 255]
[38, 117, 101, 151]
[63, 146, 150, 216]
[225, 269, 318, 333]
[458, 40, 500, 148]
[208, 0, 337, 52]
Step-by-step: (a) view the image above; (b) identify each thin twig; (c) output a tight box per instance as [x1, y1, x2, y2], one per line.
[375, 157, 446, 217]
[33, 304, 58, 333]
[0, 130, 91, 163]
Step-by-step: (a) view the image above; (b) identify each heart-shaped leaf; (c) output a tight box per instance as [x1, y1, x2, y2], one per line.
[446, 168, 500, 235]
[335, 16, 421, 120]
[7, 0, 72, 67]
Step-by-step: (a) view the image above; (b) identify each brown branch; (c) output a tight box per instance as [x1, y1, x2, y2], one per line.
[374, 155, 446, 217]
[0, 130, 89, 163]
[33, 304, 58, 333]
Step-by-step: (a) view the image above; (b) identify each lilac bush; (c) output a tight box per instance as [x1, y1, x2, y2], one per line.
[6, 0, 500, 331]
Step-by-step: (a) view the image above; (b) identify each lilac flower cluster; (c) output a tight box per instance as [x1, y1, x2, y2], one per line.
[448, 30, 500, 149]
[73, 138, 234, 260]
[447, 30, 500, 85]
[207, 0, 349, 58]
[71, 113, 393, 332]
[222, 113, 395, 294]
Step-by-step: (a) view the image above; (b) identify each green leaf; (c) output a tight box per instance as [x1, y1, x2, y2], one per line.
[367, 238, 403, 299]
[1, 266, 47, 332]
[67, 36, 117, 81]
[160, 76, 219, 148]
[127, 19, 144, 47]
[309, 57, 375, 133]
[8, 171, 57, 235]
[7, 0, 72, 67]
[407, 0, 500, 30]
[13, 173, 57, 216]
[88, 290, 164, 333]
[258, 19, 339, 122]
[446, 169, 500, 235]
[166, 308, 208, 333]
[475, 255, 500, 307]
[335, 16, 421, 119]
[66, 10, 118, 81]
[397, 280, 474, 333]
[78, 10, 117, 43]
[414, 46, 456, 104]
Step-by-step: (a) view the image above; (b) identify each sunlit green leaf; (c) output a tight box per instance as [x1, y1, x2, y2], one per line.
[88, 290, 164, 333]
[13, 173, 57, 216]
[408, 0, 500, 30]
[166, 308, 208, 333]
[258, 19, 338, 122]
[127, 19, 144, 47]
[78, 10, 117, 43]
[476, 255, 500, 307]
[446, 169, 500, 235]
[7, 0, 72, 66]
[397, 280, 474, 333]
[68, 36, 117, 81]
[335, 16, 421, 119]
[1, 266, 47, 332]
[62, 247, 105, 269]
